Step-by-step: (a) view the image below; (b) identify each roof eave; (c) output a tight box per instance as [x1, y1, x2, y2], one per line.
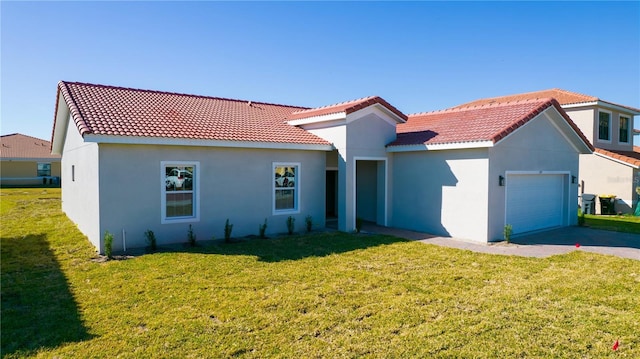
[594, 151, 640, 169]
[387, 141, 494, 152]
[562, 100, 640, 115]
[83, 134, 334, 151]
[51, 87, 71, 155]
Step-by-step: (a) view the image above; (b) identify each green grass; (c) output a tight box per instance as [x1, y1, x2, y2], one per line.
[583, 213, 640, 234]
[2, 188, 640, 358]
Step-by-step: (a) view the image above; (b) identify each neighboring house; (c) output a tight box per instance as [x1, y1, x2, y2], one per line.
[51, 82, 592, 253]
[455, 89, 640, 214]
[0, 133, 61, 186]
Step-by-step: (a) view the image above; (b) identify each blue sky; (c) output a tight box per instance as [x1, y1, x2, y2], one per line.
[2, 1, 639, 144]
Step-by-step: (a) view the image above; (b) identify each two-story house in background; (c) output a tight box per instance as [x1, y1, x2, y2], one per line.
[455, 89, 640, 214]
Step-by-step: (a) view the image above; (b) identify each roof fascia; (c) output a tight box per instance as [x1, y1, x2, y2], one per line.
[387, 141, 494, 153]
[51, 91, 71, 155]
[596, 101, 640, 116]
[562, 101, 640, 115]
[286, 112, 346, 126]
[83, 134, 334, 151]
[346, 104, 406, 126]
[594, 151, 639, 169]
[1, 157, 61, 162]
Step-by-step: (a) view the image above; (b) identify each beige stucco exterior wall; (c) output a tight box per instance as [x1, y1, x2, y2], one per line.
[60, 115, 101, 249]
[565, 106, 635, 152]
[391, 148, 490, 242]
[579, 153, 636, 213]
[0, 160, 61, 185]
[95, 144, 327, 252]
[563, 108, 595, 145]
[488, 110, 581, 240]
[1, 161, 38, 177]
[305, 108, 397, 231]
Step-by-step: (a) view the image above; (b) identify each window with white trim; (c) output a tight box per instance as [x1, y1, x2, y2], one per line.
[161, 161, 199, 223]
[273, 163, 299, 214]
[37, 163, 51, 177]
[598, 111, 611, 141]
[619, 115, 630, 143]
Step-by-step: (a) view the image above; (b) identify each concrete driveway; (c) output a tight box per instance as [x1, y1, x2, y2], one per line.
[362, 224, 640, 260]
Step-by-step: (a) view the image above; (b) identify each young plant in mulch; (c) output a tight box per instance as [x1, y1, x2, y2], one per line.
[104, 230, 114, 259]
[187, 224, 196, 246]
[578, 210, 586, 227]
[503, 224, 513, 243]
[286, 216, 295, 235]
[259, 219, 268, 239]
[305, 215, 313, 233]
[144, 229, 157, 251]
[224, 219, 233, 243]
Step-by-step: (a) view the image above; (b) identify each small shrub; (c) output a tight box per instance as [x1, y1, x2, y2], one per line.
[224, 219, 233, 243]
[305, 215, 313, 233]
[355, 217, 363, 233]
[577, 210, 585, 227]
[503, 224, 513, 243]
[286, 216, 295, 235]
[187, 224, 196, 246]
[259, 219, 268, 239]
[144, 229, 157, 250]
[104, 230, 113, 258]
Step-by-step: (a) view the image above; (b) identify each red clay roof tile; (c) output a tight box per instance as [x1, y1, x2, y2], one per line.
[454, 88, 640, 113]
[595, 148, 640, 168]
[0, 133, 60, 159]
[56, 81, 331, 146]
[287, 96, 408, 121]
[389, 98, 593, 150]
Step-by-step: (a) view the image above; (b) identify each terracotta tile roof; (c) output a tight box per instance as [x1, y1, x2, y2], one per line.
[55, 81, 331, 146]
[595, 147, 640, 168]
[454, 88, 640, 113]
[0, 133, 60, 159]
[287, 96, 408, 121]
[389, 98, 593, 150]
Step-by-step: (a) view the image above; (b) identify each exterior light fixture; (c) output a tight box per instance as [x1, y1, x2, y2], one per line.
[499, 175, 505, 186]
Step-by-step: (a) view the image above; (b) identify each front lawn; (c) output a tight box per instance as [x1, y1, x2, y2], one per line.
[583, 213, 640, 234]
[2, 189, 640, 358]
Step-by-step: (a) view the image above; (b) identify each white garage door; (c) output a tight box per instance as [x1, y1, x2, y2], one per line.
[505, 174, 566, 234]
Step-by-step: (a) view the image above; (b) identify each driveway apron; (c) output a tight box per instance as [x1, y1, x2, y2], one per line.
[361, 224, 640, 260]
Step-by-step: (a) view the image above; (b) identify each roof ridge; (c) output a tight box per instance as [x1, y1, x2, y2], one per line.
[409, 97, 554, 116]
[59, 81, 309, 110]
[291, 95, 379, 114]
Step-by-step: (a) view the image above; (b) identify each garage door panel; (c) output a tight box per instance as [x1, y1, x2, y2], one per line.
[506, 174, 565, 234]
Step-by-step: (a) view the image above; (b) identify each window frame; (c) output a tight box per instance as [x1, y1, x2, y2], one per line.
[619, 115, 631, 144]
[161, 161, 200, 224]
[37, 162, 51, 177]
[272, 162, 300, 215]
[597, 110, 612, 142]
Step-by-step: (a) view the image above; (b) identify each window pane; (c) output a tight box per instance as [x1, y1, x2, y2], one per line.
[275, 166, 295, 188]
[620, 117, 629, 143]
[37, 163, 51, 177]
[166, 192, 193, 217]
[275, 189, 295, 210]
[165, 166, 194, 191]
[598, 112, 610, 140]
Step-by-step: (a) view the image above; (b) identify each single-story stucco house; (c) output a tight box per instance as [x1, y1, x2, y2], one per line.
[1, 133, 61, 186]
[51, 81, 593, 253]
[455, 88, 640, 214]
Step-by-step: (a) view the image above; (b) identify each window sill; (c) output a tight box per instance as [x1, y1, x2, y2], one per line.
[161, 216, 199, 225]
